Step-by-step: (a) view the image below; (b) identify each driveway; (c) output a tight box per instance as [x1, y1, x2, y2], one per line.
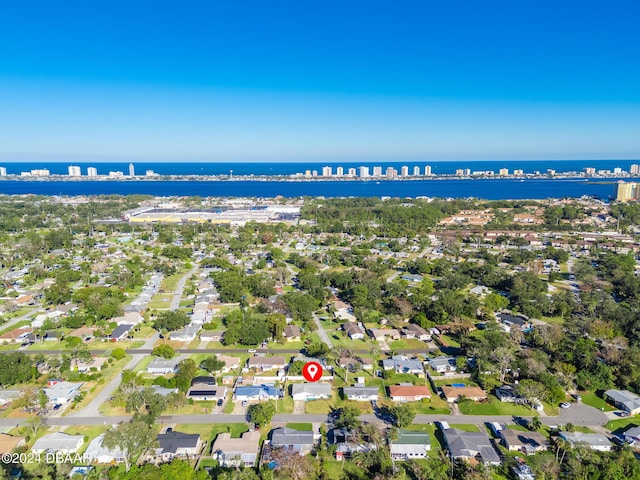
[553, 403, 609, 427]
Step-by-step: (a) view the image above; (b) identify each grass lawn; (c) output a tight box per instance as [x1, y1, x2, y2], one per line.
[132, 355, 154, 373]
[439, 335, 460, 348]
[66, 356, 132, 416]
[388, 338, 430, 350]
[323, 460, 347, 480]
[148, 293, 172, 310]
[167, 401, 216, 415]
[64, 425, 110, 453]
[286, 423, 312, 431]
[449, 424, 480, 432]
[272, 396, 294, 414]
[458, 398, 534, 416]
[305, 398, 333, 414]
[605, 417, 640, 433]
[162, 273, 185, 293]
[173, 423, 249, 444]
[0, 319, 31, 335]
[580, 392, 615, 412]
[409, 396, 451, 415]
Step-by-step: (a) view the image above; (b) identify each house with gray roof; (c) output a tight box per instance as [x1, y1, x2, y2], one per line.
[603, 389, 640, 415]
[152, 430, 202, 462]
[382, 355, 424, 375]
[428, 356, 458, 374]
[499, 429, 547, 454]
[110, 324, 133, 341]
[234, 385, 281, 402]
[0, 390, 20, 406]
[212, 430, 261, 467]
[84, 434, 125, 464]
[342, 322, 365, 340]
[147, 358, 180, 375]
[32, 432, 84, 454]
[343, 385, 379, 401]
[623, 426, 640, 444]
[270, 427, 315, 455]
[169, 323, 201, 342]
[442, 428, 501, 465]
[559, 432, 612, 452]
[44, 381, 83, 404]
[390, 429, 431, 460]
[291, 383, 332, 401]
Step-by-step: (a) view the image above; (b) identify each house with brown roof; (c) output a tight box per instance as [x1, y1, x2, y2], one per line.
[343, 322, 365, 340]
[0, 327, 33, 343]
[441, 386, 487, 403]
[212, 430, 261, 467]
[499, 429, 548, 454]
[283, 325, 301, 341]
[246, 356, 287, 372]
[389, 384, 432, 402]
[0, 433, 26, 454]
[216, 354, 241, 373]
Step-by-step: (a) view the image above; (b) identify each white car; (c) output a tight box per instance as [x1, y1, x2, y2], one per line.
[247, 349, 257, 353]
[560, 402, 571, 409]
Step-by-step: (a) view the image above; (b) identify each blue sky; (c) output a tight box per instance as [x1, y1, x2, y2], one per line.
[1, 1, 639, 162]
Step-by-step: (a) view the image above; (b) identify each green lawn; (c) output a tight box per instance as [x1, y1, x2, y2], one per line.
[458, 397, 534, 416]
[173, 423, 249, 444]
[0, 319, 31, 335]
[305, 398, 333, 414]
[286, 423, 312, 431]
[409, 396, 451, 415]
[388, 338, 430, 350]
[605, 417, 640, 433]
[272, 396, 294, 414]
[580, 392, 615, 411]
[449, 424, 480, 432]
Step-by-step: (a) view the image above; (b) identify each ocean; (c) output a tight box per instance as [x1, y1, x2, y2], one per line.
[0, 160, 632, 199]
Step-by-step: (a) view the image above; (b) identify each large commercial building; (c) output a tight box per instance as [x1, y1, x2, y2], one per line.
[68, 165, 81, 176]
[615, 181, 639, 202]
[87, 167, 98, 177]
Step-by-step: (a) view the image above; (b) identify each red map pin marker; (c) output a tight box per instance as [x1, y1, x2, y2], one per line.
[302, 361, 323, 382]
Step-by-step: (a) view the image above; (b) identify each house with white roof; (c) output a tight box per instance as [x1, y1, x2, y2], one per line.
[291, 383, 332, 401]
[44, 382, 83, 404]
[559, 432, 612, 452]
[84, 434, 125, 463]
[32, 432, 84, 454]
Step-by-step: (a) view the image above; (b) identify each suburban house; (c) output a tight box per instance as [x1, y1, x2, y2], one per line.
[622, 426, 640, 444]
[0, 433, 26, 454]
[603, 389, 640, 415]
[428, 356, 458, 375]
[44, 381, 83, 404]
[342, 322, 365, 340]
[330, 428, 377, 461]
[368, 328, 401, 341]
[389, 384, 431, 402]
[558, 432, 612, 452]
[152, 430, 202, 462]
[382, 355, 424, 375]
[0, 390, 20, 406]
[282, 325, 302, 341]
[216, 354, 241, 373]
[269, 428, 315, 455]
[147, 358, 180, 375]
[441, 386, 488, 403]
[389, 429, 431, 460]
[0, 327, 34, 344]
[234, 385, 281, 402]
[401, 273, 423, 283]
[499, 429, 548, 454]
[84, 434, 126, 463]
[442, 428, 501, 465]
[212, 430, 261, 467]
[169, 323, 201, 342]
[187, 377, 227, 401]
[110, 324, 133, 341]
[246, 356, 287, 372]
[291, 383, 332, 401]
[71, 356, 108, 373]
[496, 313, 532, 333]
[495, 385, 523, 403]
[343, 385, 379, 401]
[358, 357, 374, 370]
[402, 324, 431, 341]
[199, 330, 224, 342]
[32, 432, 84, 454]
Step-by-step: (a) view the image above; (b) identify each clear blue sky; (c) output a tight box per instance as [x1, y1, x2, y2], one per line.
[1, 1, 639, 162]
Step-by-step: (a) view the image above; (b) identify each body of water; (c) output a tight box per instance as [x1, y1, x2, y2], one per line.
[0, 178, 619, 200]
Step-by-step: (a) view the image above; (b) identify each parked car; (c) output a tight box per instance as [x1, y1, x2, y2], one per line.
[560, 402, 571, 409]
[247, 349, 256, 353]
[242, 400, 248, 407]
[53, 404, 62, 411]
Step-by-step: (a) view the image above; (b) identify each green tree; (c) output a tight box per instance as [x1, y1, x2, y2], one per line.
[0, 352, 34, 387]
[200, 355, 225, 373]
[153, 310, 190, 332]
[174, 359, 197, 393]
[103, 419, 157, 472]
[111, 348, 127, 360]
[247, 402, 275, 427]
[152, 344, 176, 359]
[125, 387, 168, 424]
[333, 404, 361, 430]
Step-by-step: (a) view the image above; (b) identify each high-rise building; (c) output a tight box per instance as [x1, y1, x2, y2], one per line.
[68, 165, 81, 176]
[424, 165, 432, 176]
[0, 167, 6, 176]
[615, 181, 637, 202]
[400, 166, 409, 177]
[499, 168, 509, 176]
[322, 166, 332, 177]
[359, 166, 370, 178]
[386, 167, 397, 179]
[87, 167, 98, 177]
[630, 164, 640, 175]
[347, 168, 356, 177]
[584, 167, 596, 176]
[129, 163, 135, 177]
[614, 167, 623, 175]
[413, 166, 421, 176]
[514, 169, 524, 176]
[30, 169, 50, 176]
[146, 170, 156, 176]
[373, 166, 383, 177]
[336, 167, 344, 177]
[304, 170, 312, 178]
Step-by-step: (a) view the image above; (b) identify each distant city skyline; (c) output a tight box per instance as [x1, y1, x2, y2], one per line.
[0, 2, 638, 161]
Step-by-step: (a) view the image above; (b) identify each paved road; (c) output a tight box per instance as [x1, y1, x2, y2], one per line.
[1, 306, 43, 330]
[2, 404, 610, 428]
[311, 312, 334, 349]
[17, 347, 432, 355]
[71, 266, 197, 417]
